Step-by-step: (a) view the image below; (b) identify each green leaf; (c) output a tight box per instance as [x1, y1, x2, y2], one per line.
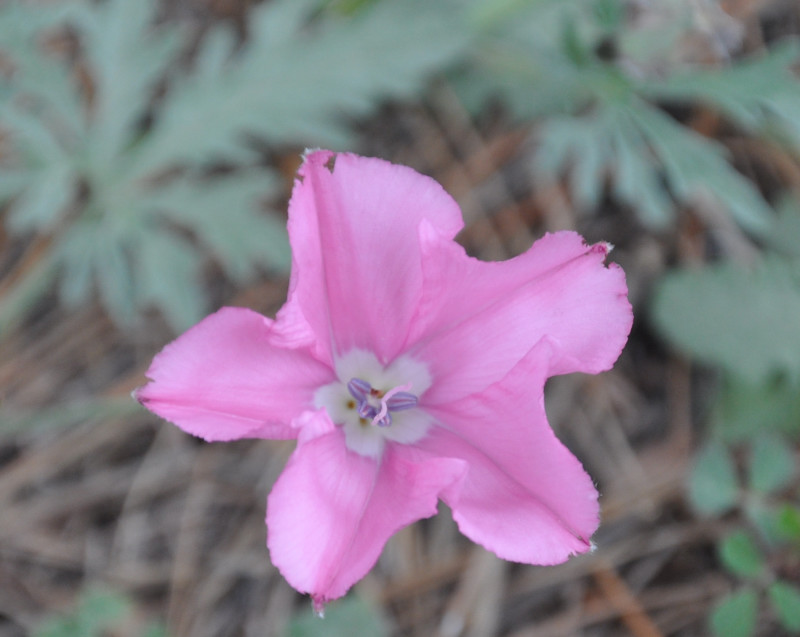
[710, 589, 758, 637]
[134, 229, 205, 332]
[748, 434, 796, 494]
[79, 0, 181, 172]
[454, 0, 775, 234]
[769, 581, 800, 633]
[608, 106, 672, 227]
[535, 102, 675, 225]
[6, 162, 75, 233]
[651, 258, 800, 383]
[534, 97, 774, 233]
[0, 0, 467, 333]
[286, 595, 388, 637]
[592, 0, 624, 31]
[712, 374, 800, 442]
[689, 440, 739, 516]
[56, 221, 99, 308]
[94, 232, 138, 327]
[535, 114, 612, 212]
[129, 0, 468, 176]
[774, 504, 800, 543]
[718, 530, 765, 579]
[645, 41, 800, 141]
[743, 499, 784, 546]
[625, 104, 773, 237]
[768, 196, 800, 259]
[148, 170, 290, 281]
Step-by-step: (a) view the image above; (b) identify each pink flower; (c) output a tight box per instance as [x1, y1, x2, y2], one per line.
[136, 151, 632, 610]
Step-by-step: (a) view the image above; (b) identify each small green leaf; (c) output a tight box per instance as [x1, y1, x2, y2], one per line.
[770, 581, 800, 633]
[749, 434, 796, 494]
[775, 504, 800, 543]
[688, 440, 739, 516]
[710, 589, 758, 637]
[286, 595, 388, 637]
[718, 530, 765, 579]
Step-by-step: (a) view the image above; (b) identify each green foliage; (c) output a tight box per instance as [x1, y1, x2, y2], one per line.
[775, 504, 800, 543]
[650, 258, 800, 384]
[452, 0, 800, 233]
[687, 431, 799, 634]
[718, 530, 765, 579]
[286, 595, 388, 637]
[688, 440, 739, 516]
[0, 0, 467, 332]
[769, 581, 800, 633]
[710, 375, 800, 442]
[33, 588, 166, 637]
[535, 100, 771, 232]
[710, 588, 758, 637]
[645, 41, 800, 149]
[749, 434, 796, 494]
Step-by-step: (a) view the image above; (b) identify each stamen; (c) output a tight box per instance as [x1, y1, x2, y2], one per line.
[371, 383, 413, 427]
[385, 391, 418, 411]
[347, 378, 370, 402]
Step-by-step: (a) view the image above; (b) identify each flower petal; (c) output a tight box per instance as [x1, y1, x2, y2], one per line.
[418, 339, 599, 564]
[411, 227, 632, 404]
[267, 413, 466, 606]
[285, 151, 464, 365]
[136, 307, 333, 441]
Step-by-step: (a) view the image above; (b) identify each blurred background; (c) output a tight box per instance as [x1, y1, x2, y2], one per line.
[1, 0, 799, 635]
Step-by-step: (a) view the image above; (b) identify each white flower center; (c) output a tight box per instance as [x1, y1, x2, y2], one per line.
[313, 349, 433, 457]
